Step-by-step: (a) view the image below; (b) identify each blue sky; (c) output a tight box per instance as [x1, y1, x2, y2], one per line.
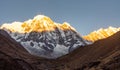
[0, 0, 120, 35]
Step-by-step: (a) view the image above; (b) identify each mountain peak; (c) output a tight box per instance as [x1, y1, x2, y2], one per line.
[0, 15, 87, 59]
[33, 15, 47, 19]
[0, 15, 75, 33]
[32, 15, 55, 25]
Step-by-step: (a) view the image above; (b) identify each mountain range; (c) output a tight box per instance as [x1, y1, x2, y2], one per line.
[0, 15, 89, 59]
[0, 15, 120, 70]
[84, 26, 120, 42]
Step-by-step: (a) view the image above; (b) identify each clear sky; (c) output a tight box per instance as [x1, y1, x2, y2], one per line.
[0, 0, 120, 35]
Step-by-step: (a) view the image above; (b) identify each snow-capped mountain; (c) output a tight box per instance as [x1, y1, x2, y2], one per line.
[83, 26, 120, 42]
[0, 15, 88, 59]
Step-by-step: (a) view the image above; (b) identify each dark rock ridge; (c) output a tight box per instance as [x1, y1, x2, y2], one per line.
[0, 29, 120, 70]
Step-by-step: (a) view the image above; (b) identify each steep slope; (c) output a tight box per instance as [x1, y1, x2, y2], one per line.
[83, 26, 120, 42]
[0, 29, 35, 70]
[0, 15, 88, 59]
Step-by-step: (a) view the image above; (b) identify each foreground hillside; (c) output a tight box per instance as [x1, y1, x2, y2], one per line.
[0, 29, 120, 70]
[58, 30, 120, 70]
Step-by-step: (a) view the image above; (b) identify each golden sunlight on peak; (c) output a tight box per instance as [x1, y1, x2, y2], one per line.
[0, 15, 75, 33]
[0, 22, 24, 33]
[83, 26, 120, 42]
[60, 22, 76, 31]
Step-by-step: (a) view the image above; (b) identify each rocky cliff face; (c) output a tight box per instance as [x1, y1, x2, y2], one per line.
[83, 26, 120, 42]
[0, 15, 88, 59]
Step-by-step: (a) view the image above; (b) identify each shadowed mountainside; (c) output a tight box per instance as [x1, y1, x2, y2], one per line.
[0, 29, 120, 70]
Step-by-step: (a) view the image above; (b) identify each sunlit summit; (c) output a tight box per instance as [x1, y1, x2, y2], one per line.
[1, 15, 75, 33]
